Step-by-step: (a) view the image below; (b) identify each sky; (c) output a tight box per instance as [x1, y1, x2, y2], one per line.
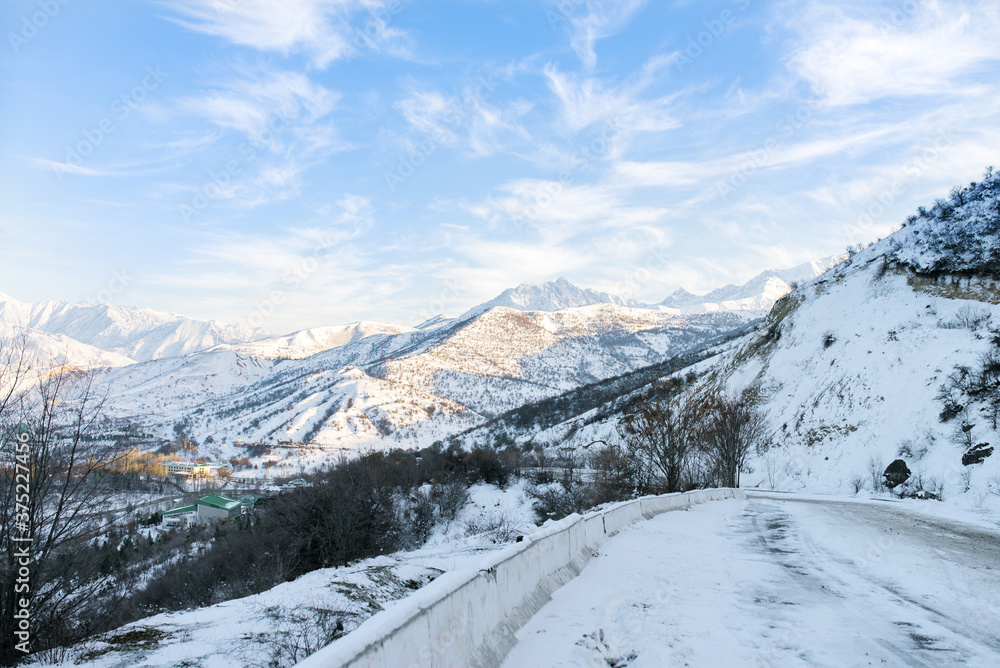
[1, 0, 999, 334]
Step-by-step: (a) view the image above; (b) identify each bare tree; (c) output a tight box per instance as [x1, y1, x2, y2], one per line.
[617, 388, 699, 493]
[700, 392, 771, 488]
[590, 440, 645, 500]
[0, 333, 131, 663]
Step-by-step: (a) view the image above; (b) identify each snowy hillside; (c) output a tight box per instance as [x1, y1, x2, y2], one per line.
[0, 321, 136, 371]
[0, 292, 265, 363]
[704, 170, 1000, 506]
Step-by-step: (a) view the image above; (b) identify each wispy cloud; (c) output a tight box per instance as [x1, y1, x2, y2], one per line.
[159, 0, 413, 68]
[163, 65, 353, 208]
[149, 195, 377, 326]
[393, 75, 532, 158]
[554, 0, 648, 70]
[544, 63, 681, 137]
[176, 67, 339, 139]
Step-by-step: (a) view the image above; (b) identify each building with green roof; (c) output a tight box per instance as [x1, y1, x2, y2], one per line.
[162, 493, 244, 526]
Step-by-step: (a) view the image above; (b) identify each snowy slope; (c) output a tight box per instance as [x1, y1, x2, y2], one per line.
[60, 482, 536, 668]
[704, 170, 1000, 507]
[0, 292, 265, 362]
[0, 321, 136, 371]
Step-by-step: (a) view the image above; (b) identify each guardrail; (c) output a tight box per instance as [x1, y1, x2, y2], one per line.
[296, 488, 745, 668]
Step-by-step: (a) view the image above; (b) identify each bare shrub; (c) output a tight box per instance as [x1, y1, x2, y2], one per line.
[896, 438, 929, 460]
[528, 481, 596, 522]
[237, 600, 350, 668]
[849, 474, 866, 495]
[762, 451, 782, 490]
[591, 441, 647, 500]
[431, 480, 468, 526]
[868, 454, 886, 493]
[988, 475, 1000, 497]
[617, 390, 700, 493]
[952, 305, 989, 330]
[399, 486, 436, 549]
[464, 506, 526, 544]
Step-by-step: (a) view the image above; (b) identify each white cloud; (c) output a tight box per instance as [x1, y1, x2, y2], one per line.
[393, 77, 532, 158]
[786, 0, 1000, 106]
[149, 196, 378, 327]
[394, 87, 461, 146]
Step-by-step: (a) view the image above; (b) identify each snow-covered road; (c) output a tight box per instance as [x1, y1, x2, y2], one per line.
[501, 495, 1000, 667]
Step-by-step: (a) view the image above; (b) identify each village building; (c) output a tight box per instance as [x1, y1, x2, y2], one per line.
[163, 461, 229, 478]
[161, 494, 246, 527]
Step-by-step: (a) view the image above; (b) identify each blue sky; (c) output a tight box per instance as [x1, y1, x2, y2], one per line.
[1, 0, 999, 333]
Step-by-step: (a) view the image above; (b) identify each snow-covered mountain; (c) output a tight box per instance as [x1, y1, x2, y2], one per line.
[0, 292, 266, 364]
[93, 302, 752, 458]
[659, 256, 846, 314]
[3, 254, 843, 465]
[460, 258, 844, 322]
[0, 322, 136, 371]
[700, 173, 1000, 504]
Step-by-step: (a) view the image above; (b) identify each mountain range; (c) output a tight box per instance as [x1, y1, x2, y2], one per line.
[0, 255, 842, 469]
[0, 292, 263, 364]
[0, 256, 842, 372]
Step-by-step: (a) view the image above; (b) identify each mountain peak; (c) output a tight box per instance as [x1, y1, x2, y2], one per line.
[459, 278, 634, 320]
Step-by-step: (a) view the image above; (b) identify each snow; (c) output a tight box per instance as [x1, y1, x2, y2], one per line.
[659, 255, 846, 313]
[459, 277, 639, 320]
[502, 495, 1000, 667]
[40, 557, 442, 668]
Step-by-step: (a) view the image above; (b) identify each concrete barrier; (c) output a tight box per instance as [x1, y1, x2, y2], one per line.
[296, 488, 745, 668]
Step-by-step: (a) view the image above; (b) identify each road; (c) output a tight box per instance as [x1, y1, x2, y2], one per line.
[501, 494, 1000, 667]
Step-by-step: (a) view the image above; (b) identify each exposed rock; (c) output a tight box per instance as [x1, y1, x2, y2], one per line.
[962, 443, 994, 466]
[883, 459, 911, 489]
